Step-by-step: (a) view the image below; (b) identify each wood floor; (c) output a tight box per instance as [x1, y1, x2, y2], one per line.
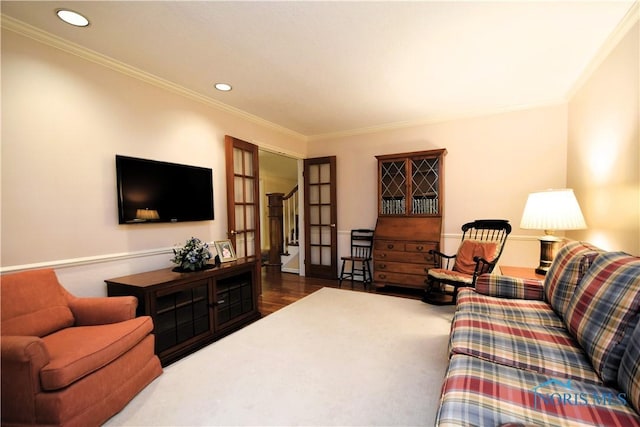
[258, 268, 425, 316]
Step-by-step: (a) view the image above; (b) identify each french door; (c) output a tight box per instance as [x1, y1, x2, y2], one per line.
[304, 156, 337, 279]
[224, 136, 261, 287]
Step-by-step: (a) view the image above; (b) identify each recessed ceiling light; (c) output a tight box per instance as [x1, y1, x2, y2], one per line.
[214, 83, 232, 92]
[56, 9, 90, 27]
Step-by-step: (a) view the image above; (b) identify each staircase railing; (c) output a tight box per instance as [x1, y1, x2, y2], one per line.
[282, 185, 299, 255]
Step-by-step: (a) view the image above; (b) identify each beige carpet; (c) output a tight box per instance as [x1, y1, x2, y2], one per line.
[105, 287, 455, 426]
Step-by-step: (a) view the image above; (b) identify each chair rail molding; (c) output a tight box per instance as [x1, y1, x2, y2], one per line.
[0, 246, 182, 274]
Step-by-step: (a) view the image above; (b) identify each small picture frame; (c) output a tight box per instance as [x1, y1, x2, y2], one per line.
[214, 240, 236, 262]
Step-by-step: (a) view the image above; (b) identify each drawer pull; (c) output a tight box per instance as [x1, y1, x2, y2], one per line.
[379, 274, 386, 279]
[387, 244, 394, 249]
[416, 245, 424, 251]
[217, 299, 225, 304]
[378, 263, 386, 269]
[379, 253, 387, 258]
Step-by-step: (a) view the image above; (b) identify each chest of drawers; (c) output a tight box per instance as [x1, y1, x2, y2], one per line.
[373, 217, 441, 290]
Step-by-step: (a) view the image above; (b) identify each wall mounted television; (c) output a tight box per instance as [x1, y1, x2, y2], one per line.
[116, 155, 214, 224]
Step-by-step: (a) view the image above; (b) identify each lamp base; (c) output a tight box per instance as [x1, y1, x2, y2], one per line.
[535, 237, 562, 276]
[535, 265, 552, 276]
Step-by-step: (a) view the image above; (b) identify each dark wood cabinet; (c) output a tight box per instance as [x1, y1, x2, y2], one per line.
[106, 257, 261, 366]
[373, 149, 446, 290]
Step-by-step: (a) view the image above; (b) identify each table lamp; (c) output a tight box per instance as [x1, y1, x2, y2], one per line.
[520, 189, 587, 275]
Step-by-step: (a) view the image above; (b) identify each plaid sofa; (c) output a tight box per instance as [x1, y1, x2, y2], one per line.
[435, 241, 640, 426]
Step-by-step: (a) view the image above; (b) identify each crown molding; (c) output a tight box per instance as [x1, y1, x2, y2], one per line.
[567, 1, 639, 100]
[307, 100, 567, 142]
[1, 14, 307, 142]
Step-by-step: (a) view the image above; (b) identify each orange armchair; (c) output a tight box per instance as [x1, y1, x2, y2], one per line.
[1, 268, 162, 426]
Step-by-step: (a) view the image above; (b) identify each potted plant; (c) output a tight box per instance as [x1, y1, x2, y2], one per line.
[171, 237, 212, 271]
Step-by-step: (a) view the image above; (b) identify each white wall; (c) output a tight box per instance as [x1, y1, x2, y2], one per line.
[1, 29, 306, 296]
[307, 104, 569, 269]
[567, 21, 639, 255]
[3, 14, 638, 296]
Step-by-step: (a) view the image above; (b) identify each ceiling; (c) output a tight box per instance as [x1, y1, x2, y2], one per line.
[1, 1, 636, 138]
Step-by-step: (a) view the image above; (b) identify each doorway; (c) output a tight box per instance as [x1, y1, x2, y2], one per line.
[259, 149, 300, 273]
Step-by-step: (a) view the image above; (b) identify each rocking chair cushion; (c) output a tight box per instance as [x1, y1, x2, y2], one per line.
[428, 268, 474, 284]
[452, 240, 498, 276]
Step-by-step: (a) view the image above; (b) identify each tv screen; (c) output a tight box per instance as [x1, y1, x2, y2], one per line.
[116, 155, 214, 224]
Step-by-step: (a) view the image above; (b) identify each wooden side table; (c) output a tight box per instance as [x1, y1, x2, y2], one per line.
[499, 266, 545, 281]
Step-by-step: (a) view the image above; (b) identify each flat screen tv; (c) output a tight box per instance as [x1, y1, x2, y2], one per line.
[116, 155, 214, 224]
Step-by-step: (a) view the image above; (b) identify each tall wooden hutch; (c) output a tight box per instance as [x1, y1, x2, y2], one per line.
[373, 149, 446, 290]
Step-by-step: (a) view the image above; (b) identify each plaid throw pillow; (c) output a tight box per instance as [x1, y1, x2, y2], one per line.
[564, 252, 640, 384]
[543, 241, 602, 318]
[618, 319, 640, 414]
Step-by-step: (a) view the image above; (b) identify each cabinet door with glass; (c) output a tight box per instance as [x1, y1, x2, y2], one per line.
[377, 149, 446, 217]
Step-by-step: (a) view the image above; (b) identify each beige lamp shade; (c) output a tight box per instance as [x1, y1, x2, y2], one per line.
[520, 189, 587, 234]
[520, 189, 587, 275]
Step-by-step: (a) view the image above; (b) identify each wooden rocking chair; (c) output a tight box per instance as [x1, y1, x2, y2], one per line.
[422, 219, 511, 305]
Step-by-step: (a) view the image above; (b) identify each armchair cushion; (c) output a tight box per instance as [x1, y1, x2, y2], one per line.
[40, 316, 153, 390]
[1, 269, 74, 337]
[453, 240, 498, 275]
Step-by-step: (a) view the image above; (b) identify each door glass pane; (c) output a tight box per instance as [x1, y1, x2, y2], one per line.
[244, 152, 253, 177]
[310, 226, 321, 245]
[310, 206, 320, 224]
[245, 207, 255, 228]
[320, 163, 330, 182]
[234, 148, 243, 174]
[235, 233, 246, 258]
[235, 206, 245, 230]
[320, 206, 330, 224]
[309, 165, 319, 184]
[311, 246, 320, 264]
[411, 157, 439, 215]
[234, 177, 244, 203]
[244, 178, 254, 203]
[309, 186, 319, 204]
[320, 184, 330, 204]
[381, 160, 406, 215]
[321, 225, 331, 245]
[321, 246, 331, 266]
[245, 232, 255, 257]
